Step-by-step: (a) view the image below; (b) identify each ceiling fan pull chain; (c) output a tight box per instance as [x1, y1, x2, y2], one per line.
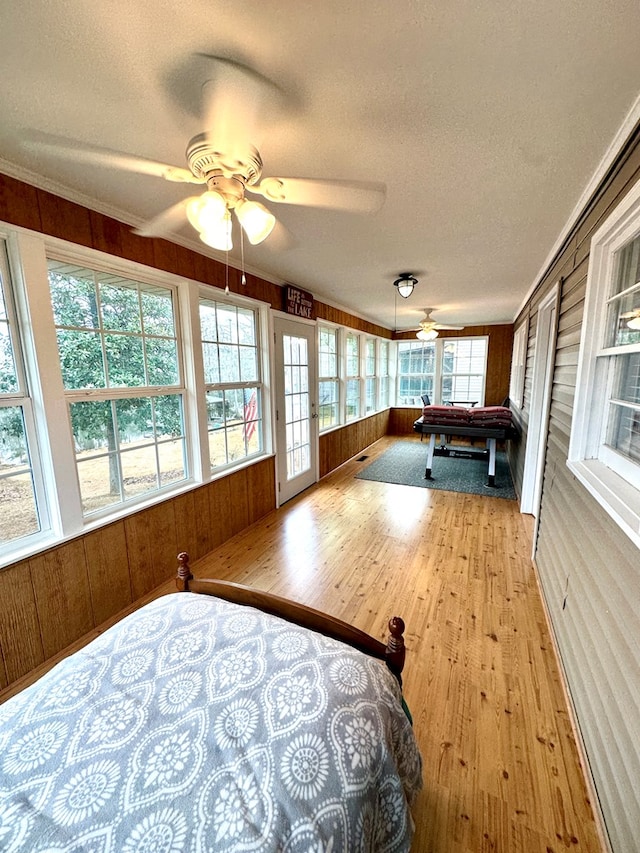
[240, 226, 247, 286]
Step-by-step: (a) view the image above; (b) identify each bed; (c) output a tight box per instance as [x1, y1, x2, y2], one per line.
[0, 553, 422, 852]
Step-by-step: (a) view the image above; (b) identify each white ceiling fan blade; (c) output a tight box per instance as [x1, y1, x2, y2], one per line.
[200, 56, 283, 155]
[248, 177, 386, 213]
[21, 131, 202, 184]
[133, 198, 193, 238]
[435, 323, 465, 330]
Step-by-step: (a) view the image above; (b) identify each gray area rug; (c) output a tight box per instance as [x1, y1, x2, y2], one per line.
[356, 439, 516, 500]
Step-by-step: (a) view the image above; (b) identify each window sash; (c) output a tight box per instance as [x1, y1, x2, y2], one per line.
[199, 297, 263, 470]
[0, 243, 49, 553]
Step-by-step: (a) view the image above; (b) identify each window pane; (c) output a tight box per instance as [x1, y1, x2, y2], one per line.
[57, 329, 106, 389]
[49, 265, 99, 329]
[70, 400, 114, 453]
[115, 397, 153, 445]
[105, 334, 145, 386]
[397, 341, 435, 404]
[216, 305, 238, 343]
[200, 303, 218, 340]
[239, 346, 258, 382]
[0, 317, 18, 394]
[71, 394, 186, 515]
[203, 342, 220, 385]
[319, 380, 338, 430]
[237, 308, 256, 345]
[77, 455, 121, 514]
[0, 406, 40, 543]
[219, 344, 240, 382]
[346, 333, 359, 377]
[121, 445, 158, 499]
[366, 377, 375, 412]
[50, 261, 178, 396]
[606, 353, 640, 463]
[346, 378, 360, 420]
[141, 287, 175, 336]
[0, 470, 39, 543]
[199, 297, 262, 471]
[146, 338, 179, 385]
[155, 394, 184, 439]
[158, 439, 187, 486]
[99, 282, 141, 333]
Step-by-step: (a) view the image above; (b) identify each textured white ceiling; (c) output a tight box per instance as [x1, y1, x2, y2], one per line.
[1, 1, 639, 331]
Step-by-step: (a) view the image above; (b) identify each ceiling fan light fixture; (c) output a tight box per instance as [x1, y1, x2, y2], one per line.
[186, 190, 227, 233]
[417, 328, 438, 341]
[235, 198, 276, 245]
[393, 273, 417, 299]
[198, 210, 233, 251]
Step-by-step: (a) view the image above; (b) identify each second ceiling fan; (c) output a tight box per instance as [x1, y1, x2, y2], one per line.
[415, 308, 464, 340]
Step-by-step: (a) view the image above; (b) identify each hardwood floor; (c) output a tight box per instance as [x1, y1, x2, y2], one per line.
[191, 436, 604, 853]
[1, 435, 603, 851]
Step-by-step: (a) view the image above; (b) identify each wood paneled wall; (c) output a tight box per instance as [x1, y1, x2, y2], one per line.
[315, 303, 392, 338]
[508, 122, 640, 853]
[0, 458, 275, 691]
[0, 174, 286, 307]
[319, 410, 389, 477]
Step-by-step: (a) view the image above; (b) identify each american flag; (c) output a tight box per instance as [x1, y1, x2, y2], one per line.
[243, 388, 258, 442]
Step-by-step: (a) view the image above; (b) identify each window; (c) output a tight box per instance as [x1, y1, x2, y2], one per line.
[365, 337, 376, 413]
[569, 178, 640, 546]
[442, 338, 488, 405]
[397, 340, 435, 405]
[345, 331, 360, 421]
[509, 322, 528, 409]
[48, 260, 187, 515]
[199, 297, 263, 469]
[396, 337, 488, 406]
[318, 325, 339, 430]
[379, 340, 390, 409]
[0, 245, 47, 551]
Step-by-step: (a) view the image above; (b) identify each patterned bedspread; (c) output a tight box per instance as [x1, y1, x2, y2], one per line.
[0, 592, 422, 852]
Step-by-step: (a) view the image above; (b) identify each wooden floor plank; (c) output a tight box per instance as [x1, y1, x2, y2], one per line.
[0, 436, 603, 851]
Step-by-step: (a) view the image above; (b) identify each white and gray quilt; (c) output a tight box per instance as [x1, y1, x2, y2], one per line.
[0, 592, 422, 852]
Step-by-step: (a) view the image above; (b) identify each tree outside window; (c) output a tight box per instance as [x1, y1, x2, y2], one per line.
[48, 260, 186, 516]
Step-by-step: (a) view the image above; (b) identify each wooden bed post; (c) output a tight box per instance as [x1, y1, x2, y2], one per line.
[386, 617, 406, 682]
[176, 552, 193, 591]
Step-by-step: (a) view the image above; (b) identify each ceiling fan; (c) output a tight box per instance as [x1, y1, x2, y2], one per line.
[415, 308, 464, 340]
[21, 56, 386, 252]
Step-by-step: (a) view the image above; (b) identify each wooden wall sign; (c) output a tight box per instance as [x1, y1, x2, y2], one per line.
[283, 284, 315, 320]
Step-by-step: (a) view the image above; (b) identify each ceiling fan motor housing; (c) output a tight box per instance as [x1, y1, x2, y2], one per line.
[186, 132, 263, 206]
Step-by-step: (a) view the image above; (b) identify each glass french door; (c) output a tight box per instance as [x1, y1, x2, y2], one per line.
[274, 316, 318, 504]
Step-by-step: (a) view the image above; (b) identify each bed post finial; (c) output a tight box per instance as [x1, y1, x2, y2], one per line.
[385, 616, 406, 682]
[176, 552, 193, 591]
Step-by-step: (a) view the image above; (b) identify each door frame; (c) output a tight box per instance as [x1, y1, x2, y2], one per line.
[520, 282, 560, 547]
[272, 312, 319, 506]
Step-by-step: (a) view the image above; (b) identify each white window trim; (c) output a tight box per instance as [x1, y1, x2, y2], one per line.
[568, 177, 640, 549]
[0, 225, 274, 567]
[395, 336, 489, 407]
[317, 322, 341, 433]
[509, 320, 528, 409]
